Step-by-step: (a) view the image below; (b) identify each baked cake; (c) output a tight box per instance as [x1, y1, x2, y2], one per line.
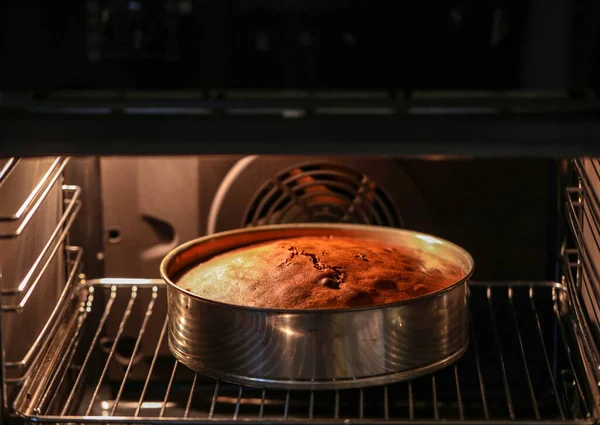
[176, 236, 466, 309]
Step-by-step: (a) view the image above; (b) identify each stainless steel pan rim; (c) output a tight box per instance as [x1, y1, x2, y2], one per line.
[160, 223, 475, 313]
[169, 339, 469, 390]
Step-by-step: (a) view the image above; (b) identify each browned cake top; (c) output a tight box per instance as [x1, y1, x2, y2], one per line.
[176, 236, 466, 309]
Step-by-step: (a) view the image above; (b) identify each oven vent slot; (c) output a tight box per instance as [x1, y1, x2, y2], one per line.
[243, 161, 402, 227]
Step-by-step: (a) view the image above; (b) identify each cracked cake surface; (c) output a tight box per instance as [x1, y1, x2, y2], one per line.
[176, 236, 466, 309]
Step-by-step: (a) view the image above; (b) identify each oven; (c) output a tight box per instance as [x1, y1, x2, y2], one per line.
[3, 1, 600, 424]
[0, 153, 597, 424]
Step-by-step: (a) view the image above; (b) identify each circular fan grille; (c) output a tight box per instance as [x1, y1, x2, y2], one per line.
[243, 162, 402, 227]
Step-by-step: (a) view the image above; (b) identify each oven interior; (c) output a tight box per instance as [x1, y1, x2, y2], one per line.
[1, 155, 599, 424]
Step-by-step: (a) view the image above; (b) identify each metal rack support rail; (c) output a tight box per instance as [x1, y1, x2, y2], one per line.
[1, 185, 81, 311]
[0, 157, 70, 238]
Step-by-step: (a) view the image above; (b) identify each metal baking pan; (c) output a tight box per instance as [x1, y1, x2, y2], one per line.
[160, 223, 474, 390]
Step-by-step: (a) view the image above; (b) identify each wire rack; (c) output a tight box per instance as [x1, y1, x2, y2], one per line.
[570, 160, 600, 344]
[13, 279, 597, 424]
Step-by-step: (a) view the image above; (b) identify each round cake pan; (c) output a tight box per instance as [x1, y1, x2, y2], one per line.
[160, 224, 474, 390]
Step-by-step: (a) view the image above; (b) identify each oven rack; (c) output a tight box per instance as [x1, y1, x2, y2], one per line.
[0, 176, 83, 394]
[566, 162, 600, 356]
[1, 185, 81, 311]
[4, 245, 83, 385]
[13, 279, 598, 424]
[565, 186, 600, 333]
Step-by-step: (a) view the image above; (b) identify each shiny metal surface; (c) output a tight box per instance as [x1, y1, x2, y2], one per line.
[101, 156, 200, 278]
[0, 157, 59, 219]
[563, 248, 600, 419]
[160, 224, 474, 390]
[564, 175, 600, 419]
[1, 185, 81, 306]
[0, 158, 77, 411]
[0, 157, 19, 183]
[0, 157, 69, 237]
[570, 160, 600, 343]
[65, 157, 105, 280]
[4, 246, 83, 382]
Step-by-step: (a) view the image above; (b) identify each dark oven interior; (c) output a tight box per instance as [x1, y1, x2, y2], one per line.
[1, 155, 599, 424]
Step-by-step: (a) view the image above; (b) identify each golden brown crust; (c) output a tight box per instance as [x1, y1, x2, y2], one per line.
[177, 236, 466, 309]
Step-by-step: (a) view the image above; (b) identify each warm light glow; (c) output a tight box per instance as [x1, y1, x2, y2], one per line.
[278, 326, 299, 337]
[139, 402, 172, 409]
[100, 401, 176, 411]
[415, 234, 443, 245]
[99, 278, 158, 285]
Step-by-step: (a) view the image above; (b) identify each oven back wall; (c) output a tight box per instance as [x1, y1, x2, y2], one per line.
[100, 156, 553, 282]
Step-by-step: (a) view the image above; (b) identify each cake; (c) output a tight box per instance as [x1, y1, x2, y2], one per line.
[176, 236, 466, 309]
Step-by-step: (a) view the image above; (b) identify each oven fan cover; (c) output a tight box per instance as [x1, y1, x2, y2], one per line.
[207, 156, 429, 234]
